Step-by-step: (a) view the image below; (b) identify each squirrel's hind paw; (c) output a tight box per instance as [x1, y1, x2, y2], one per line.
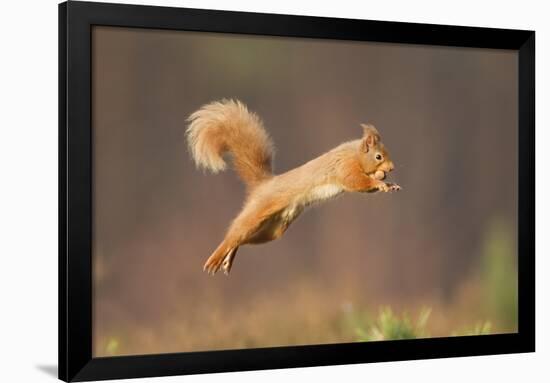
[203, 254, 223, 275]
[203, 246, 238, 275]
[221, 248, 238, 275]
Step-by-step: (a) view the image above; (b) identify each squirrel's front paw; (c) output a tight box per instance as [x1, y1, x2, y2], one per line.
[378, 182, 401, 192]
[388, 183, 401, 192]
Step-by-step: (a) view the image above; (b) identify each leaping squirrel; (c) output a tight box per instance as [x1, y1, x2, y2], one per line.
[186, 99, 401, 275]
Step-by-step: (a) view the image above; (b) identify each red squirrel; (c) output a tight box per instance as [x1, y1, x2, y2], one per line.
[186, 99, 401, 275]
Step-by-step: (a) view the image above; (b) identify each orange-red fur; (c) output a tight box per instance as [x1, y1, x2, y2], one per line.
[186, 100, 274, 189]
[186, 99, 400, 275]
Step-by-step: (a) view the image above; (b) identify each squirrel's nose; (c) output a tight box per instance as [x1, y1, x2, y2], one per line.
[387, 162, 395, 172]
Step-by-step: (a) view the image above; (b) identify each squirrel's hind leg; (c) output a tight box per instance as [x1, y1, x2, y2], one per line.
[203, 199, 286, 275]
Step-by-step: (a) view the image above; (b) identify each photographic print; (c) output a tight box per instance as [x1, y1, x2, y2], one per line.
[91, 26, 518, 357]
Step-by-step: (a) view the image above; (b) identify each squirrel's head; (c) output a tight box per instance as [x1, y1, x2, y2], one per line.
[358, 123, 395, 180]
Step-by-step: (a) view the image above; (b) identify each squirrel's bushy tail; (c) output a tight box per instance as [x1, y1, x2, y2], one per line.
[186, 99, 274, 188]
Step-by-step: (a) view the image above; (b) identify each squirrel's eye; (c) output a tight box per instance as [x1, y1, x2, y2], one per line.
[375, 153, 383, 161]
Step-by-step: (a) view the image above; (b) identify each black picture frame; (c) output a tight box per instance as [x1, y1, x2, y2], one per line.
[59, 1, 535, 381]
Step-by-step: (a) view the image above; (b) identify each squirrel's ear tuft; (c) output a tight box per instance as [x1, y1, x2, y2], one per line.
[360, 123, 380, 152]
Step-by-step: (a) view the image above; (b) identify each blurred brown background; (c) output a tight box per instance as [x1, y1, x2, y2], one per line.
[91, 26, 518, 356]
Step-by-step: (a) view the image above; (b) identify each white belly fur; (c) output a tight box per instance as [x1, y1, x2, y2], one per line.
[309, 184, 343, 203]
[305, 184, 343, 205]
[280, 184, 343, 226]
